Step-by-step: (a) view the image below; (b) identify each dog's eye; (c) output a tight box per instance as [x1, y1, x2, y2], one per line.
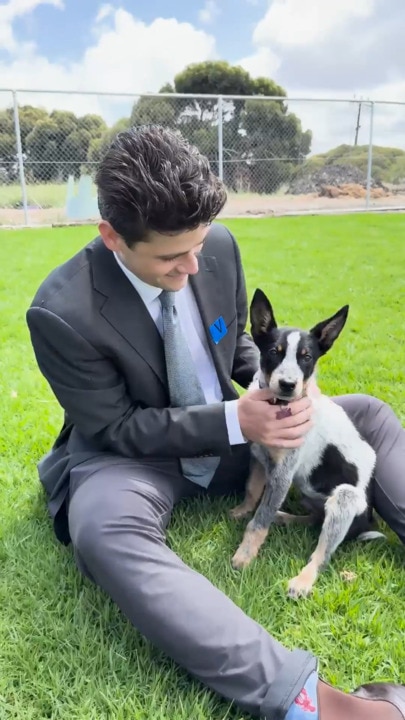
[303, 353, 312, 362]
[269, 347, 278, 355]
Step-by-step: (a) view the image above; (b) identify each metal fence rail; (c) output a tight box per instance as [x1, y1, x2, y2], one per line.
[1, 89, 405, 226]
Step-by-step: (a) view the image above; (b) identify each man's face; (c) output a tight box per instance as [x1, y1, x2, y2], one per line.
[99, 222, 210, 291]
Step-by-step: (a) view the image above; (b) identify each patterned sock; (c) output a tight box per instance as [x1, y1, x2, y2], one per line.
[285, 669, 319, 719]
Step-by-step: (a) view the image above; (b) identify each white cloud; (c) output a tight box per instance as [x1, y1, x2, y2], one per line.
[0, 0, 63, 51]
[198, 0, 220, 24]
[95, 3, 114, 23]
[236, 0, 405, 155]
[0, 7, 216, 122]
[238, 46, 281, 80]
[253, 0, 376, 47]
[238, 0, 379, 86]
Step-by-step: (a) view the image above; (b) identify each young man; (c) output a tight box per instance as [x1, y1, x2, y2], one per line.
[26, 125, 405, 719]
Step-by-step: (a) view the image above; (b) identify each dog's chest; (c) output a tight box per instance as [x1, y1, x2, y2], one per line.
[292, 397, 355, 495]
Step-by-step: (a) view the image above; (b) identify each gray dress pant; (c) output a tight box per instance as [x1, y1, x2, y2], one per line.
[67, 395, 405, 718]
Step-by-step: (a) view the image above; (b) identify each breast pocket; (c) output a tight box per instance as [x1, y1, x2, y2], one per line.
[211, 314, 237, 370]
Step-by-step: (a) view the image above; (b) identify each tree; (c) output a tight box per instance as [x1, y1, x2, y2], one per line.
[86, 61, 312, 192]
[77, 114, 107, 136]
[87, 117, 131, 166]
[0, 108, 16, 182]
[25, 119, 60, 181]
[171, 60, 312, 192]
[17, 106, 108, 181]
[239, 99, 312, 192]
[130, 96, 176, 128]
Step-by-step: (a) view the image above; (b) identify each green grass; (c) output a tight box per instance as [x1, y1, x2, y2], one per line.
[0, 182, 68, 209]
[0, 215, 404, 719]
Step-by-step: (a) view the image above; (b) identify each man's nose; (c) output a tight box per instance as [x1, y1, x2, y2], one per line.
[177, 252, 199, 275]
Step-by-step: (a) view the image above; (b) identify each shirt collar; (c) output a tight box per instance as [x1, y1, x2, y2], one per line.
[114, 251, 162, 307]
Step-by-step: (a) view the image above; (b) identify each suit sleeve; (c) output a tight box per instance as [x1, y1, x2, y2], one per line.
[228, 232, 260, 389]
[26, 307, 232, 459]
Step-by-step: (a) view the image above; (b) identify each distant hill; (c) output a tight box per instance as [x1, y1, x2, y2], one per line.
[294, 144, 405, 185]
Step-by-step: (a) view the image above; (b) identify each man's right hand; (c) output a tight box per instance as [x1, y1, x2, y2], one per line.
[237, 388, 314, 448]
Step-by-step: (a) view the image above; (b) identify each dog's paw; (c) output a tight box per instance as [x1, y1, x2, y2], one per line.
[229, 504, 251, 520]
[287, 573, 314, 600]
[231, 547, 254, 570]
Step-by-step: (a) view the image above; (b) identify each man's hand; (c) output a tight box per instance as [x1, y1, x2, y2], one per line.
[237, 388, 313, 448]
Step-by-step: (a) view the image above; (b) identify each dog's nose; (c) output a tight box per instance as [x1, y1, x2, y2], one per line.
[279, 379, 297, 393]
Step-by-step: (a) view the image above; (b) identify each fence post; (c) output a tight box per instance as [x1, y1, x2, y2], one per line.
[217, 95, 223, 181]
[12, 90, 29, 225]
[365, 101, 375, 210]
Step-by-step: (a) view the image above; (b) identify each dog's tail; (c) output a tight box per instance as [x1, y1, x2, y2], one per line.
[356, 530, 386, 541]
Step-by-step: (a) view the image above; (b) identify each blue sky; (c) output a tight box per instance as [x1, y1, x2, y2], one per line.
[11, 0, 268, 69]
[1, 0, 404, 152]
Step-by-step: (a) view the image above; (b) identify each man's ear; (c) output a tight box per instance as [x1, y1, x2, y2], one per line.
[98, 220, 122, 252]
[250, 288, 277, 345]
[310, 305, 349, 355]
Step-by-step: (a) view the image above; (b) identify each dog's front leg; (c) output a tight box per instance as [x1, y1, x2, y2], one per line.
[231, 455, 297, 570]
[229, 460, 266, 520]
[287, 484, 367, 599]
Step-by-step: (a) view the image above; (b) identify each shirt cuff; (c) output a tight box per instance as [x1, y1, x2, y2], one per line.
[224, 399, 247, 445]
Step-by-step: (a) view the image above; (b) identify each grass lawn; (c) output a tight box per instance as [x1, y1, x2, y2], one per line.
[0, 182, 68, 209]
[0, 214, 404, 719]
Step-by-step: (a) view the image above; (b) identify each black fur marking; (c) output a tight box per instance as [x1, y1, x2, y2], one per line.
[258, 329, 326, 383]
[309, 444, 359, 495]
[296, 333, 320, 379]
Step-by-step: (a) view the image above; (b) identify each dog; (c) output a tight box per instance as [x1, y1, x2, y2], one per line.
[230, 288, 384, 598]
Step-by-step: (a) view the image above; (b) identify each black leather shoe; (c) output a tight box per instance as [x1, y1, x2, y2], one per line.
[351, 683, 405, 717]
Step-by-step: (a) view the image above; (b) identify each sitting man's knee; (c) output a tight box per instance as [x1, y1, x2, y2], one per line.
[69, 484, 169, 564]
[364, 394, 389, 415]
[334, 392, 390, 423]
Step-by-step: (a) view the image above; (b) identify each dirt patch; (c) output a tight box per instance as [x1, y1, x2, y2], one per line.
[319, 183, 389, 200]
[2, 191, 405, 227]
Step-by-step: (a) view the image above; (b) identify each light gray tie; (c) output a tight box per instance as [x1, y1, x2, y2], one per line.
[159, 289, 220, 487]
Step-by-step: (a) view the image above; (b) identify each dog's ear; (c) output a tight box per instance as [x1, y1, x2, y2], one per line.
[250, 288, 277, 343]
[310, 305, 349, 354]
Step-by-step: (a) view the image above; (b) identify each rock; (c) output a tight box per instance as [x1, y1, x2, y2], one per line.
[319, 183, 389, 199]
[288, 163, 387, 195]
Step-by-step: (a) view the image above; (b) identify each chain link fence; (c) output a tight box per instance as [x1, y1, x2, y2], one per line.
[1, 90, 405, 226]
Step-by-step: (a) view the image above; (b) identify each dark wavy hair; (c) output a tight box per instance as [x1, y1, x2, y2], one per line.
[95, 124, 227, 247]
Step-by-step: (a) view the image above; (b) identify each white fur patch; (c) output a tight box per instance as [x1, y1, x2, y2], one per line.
[293, 395, 376, 509]
[270, 331, 305, 397]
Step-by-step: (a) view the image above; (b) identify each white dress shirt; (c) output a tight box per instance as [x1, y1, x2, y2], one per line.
[114, 252, 246, 446]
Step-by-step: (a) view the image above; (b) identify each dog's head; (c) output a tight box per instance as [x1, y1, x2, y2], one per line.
[250, 288, 349, 401]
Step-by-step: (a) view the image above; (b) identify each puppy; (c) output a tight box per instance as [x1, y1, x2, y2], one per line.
[230, 288, 383, 598]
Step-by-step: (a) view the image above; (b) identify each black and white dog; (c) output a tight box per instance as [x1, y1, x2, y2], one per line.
[230, 288, 383, 598]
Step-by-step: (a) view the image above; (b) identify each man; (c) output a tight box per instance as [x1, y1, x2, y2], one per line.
[26, 125, 405, 719]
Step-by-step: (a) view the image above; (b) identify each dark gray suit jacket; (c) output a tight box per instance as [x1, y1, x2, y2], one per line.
[26, 223, 259, 544]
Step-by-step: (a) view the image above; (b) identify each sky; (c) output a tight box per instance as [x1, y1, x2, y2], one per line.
[1, 0, 405, 153]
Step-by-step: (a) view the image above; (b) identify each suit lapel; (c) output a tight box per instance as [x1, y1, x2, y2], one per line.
[190, 255, 233, 396]
[90, 239, 167, 387]
[89, 239, 231, 394]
